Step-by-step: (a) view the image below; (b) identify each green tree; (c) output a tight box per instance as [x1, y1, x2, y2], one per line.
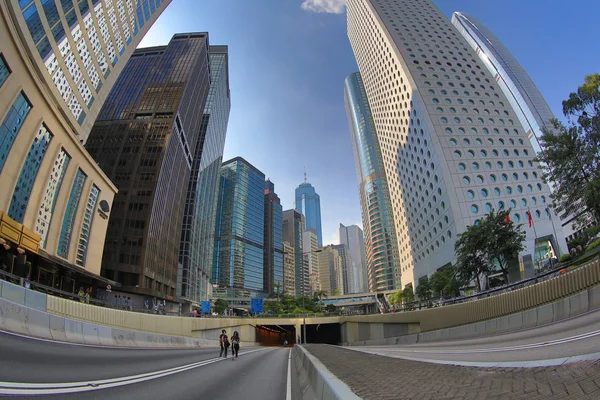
[430, 266, 461, 298]
[535, 73, 600, 227]
[415, 276, 431, 300]
[454, 221, 492, 290]
[213, 298, 228, 315]
[388, 289, 404, 306]
[313, 290, 328, 310]
[401, 283, 414, 303]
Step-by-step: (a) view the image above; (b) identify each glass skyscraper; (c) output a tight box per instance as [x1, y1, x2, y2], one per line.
[178, 46, 230, 307]
[213, 157, 266, 297]
[339, 223, 368, 293]
[264, 179, 284, 295]
[344, 72, 402, 291]
[85, 33, 211, 304]
[283, 209, 309, 296]
[295, 177, 323, 247]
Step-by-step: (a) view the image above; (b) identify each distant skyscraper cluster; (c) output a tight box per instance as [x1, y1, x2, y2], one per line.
[346, 0, 567, 290]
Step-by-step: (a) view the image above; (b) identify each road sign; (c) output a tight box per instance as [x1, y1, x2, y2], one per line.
[250, 298, 263, 313]
[201, 301, 211, 313]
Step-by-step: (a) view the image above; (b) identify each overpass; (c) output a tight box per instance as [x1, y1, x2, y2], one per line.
[1, 258, 600, 346]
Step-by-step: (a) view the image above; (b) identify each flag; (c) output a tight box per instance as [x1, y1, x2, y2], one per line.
[526, 210, 533, 228]
[504, 213, 510, 227]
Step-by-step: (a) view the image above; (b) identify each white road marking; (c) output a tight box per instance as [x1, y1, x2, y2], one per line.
[0, 348, 268, 396]
[361, 328, 600, 355]
[286, 348, 292, 400]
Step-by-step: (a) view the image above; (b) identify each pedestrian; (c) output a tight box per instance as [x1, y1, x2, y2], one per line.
[231, 331, 240, 360]
[78, 287, 85, 303]
[219, 329, 230, 358]
[85, 288, 91, 304]
[24, 275, 31, 289]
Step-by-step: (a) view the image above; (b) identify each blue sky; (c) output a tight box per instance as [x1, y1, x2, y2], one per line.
[140, 0, 600, 246]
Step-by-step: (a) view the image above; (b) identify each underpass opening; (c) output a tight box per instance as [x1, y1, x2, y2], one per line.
[255, 324, 296, 346]
[303, 323, 341, 345]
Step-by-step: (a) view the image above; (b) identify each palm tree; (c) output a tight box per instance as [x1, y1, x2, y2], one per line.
[313, 290, 328, 311]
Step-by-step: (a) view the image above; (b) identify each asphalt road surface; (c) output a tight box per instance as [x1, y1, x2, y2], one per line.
[347, 308, 600, 366]
[0, 332, 302, 399]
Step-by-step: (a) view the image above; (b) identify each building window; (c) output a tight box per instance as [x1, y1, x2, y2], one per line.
[8, 124, 53, 223]
[0, 53, 11, 88]
[0, 92, 32, 173]
[57, 169, 87, 259]
[36, 148, 71, 248]
[75, 184, 100, 266]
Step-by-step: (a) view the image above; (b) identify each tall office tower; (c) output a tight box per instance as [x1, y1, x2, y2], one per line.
[85, 33, 211, 305]
[283, 209, 308, 296]
[333, 244, 356, 294]
[318, 245, 344, 296]
[339, 223, 368, 293]
[451, 12, 576, 242]
[302, 229, 319, 293]
[347, 0, 567, 288]
[295, 174, 323, 247]
[213, 157, 266, 297]
[344, 72, 402, 292]
[264, 179, 284, 295]
[178, 45, 230, 308]
[283, 240, 296, 295]
[0, 0, 169, 288]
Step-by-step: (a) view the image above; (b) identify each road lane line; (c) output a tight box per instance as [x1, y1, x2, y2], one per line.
[286, 348, 292, 400]
[0, 348, 269, 395]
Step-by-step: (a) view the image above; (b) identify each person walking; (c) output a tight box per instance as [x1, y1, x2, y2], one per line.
[219, 329, 230, 358]
[231, 331, 240, 360]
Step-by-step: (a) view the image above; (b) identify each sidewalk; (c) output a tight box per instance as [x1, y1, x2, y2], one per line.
[303, 344, 600, 399]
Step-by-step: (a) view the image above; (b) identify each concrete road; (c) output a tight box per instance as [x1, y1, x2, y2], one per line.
[347, 308, 600, 366]
[0, 332, 302, 399]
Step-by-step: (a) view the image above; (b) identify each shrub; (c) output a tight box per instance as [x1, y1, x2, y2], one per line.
[586, 238, 600, 251]
[559, 254, 572, 263]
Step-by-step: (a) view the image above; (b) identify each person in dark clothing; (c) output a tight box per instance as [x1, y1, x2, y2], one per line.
[231, 331, 240, 360]
[219, 329, 229, 358]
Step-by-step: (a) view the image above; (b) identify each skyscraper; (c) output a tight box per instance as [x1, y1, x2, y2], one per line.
[179, 45, 230, 307]
[0, 0, 169, 289]
[213, 157, 266, 297]
[283, 209, 308, 296]
[318, 245, 343, 296]
[339, 223, 368, 293]
[333, 244, 356, 294]
[283, 240, 296, 296]
[344, 72, 402, 292]
[295, 174, 323, 247]
[302, 229, 319, 293]
[347, 0, 567, 288]
[264, 179, 284, 295]
[85, 33, 211, 305]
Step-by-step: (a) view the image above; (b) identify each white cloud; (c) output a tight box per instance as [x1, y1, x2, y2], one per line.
[301, 0, 346, 14]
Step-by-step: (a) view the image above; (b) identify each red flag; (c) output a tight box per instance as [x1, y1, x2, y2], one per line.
[505, 213, 510, 227]
[527, 211, 533, 228]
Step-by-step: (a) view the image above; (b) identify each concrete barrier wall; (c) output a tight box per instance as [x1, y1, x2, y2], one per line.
[294, 345, 360, 400]
[0, 295, 219, 348]
[342, 285, 600, 346]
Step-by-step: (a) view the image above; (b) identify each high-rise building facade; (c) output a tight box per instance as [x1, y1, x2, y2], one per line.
[179, 45, 230, 307]
[213, 157, 266, 297]
[347, 0, 567, 288]
[344, 72, 402, 292]
[85, 33, 211, 303]
[318, 245, 343, 296]
[302, 229, 319, 293]
[333, 244, 357, 294]
[283, 240, 295, 295]
[451, 12, 577, 242]
[339, 223, 368, 293]
[295, 175, 323, 247]
[264, 179, 284, 295]
[0, 0, 169, 288]
[283, 209, 308, 296]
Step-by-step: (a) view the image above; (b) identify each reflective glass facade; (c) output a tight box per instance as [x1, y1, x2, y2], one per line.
[85, 33, 210, 299]
[344, 72, 401, 291]
[8, 124, 53, 223]
[179, 46, 230, 304]
[0, 54, 10, 88]
[36, 148, 71, 248]
[264, 180, 284, 294]
[57, 168, 87, 259]
[0, 92, 32, 173]
[213, 158, 266, 297]
[75, 184, 100, 266]
[295, 182, 323, 247]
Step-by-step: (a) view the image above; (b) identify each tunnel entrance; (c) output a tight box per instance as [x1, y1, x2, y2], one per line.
[255, 324, 296, 346]
[303, 323, 341, 345]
